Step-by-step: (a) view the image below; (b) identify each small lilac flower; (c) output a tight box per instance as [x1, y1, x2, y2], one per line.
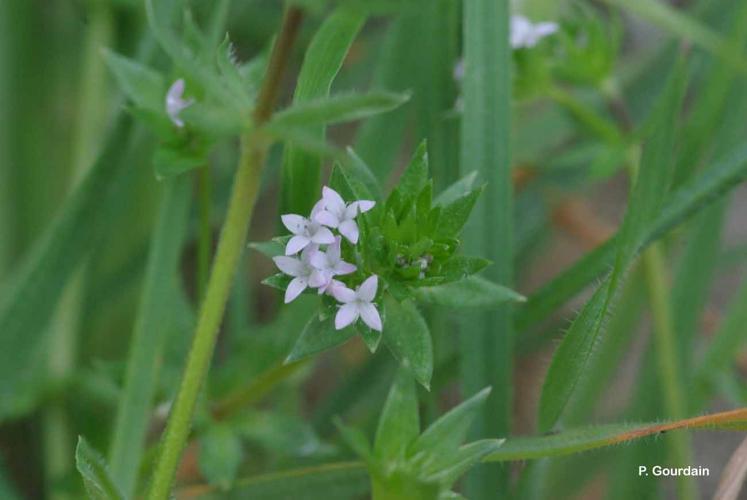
[314, 186, 375, 245]
[165, 79, 194, 128]
[333, 275, 382, 332]
[273, 246, 329, 303]
[510, 15, 558, 49]
[309, 237, 357, 294]
[281, 203, 335, 255]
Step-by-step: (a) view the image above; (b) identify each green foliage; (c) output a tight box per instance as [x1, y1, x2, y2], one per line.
[75, 437, 124, 500]
[339, 371, 502, 500]
[199, 424, 244, 490]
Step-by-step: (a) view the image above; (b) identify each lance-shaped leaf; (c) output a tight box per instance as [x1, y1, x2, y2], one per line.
[538, 57, 687, 432]
[103, 50, 165, 111]
[286, 314, 357, 362]
[76, 437, 124, 500]
[382, 297, 433, 389]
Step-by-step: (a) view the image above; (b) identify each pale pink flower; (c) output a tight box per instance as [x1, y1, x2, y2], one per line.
[281, 202, 335, 255]
[309, 237, 356, 294]
[510, 15, 558, 49]
[314, 186, 375, 244]
[165, 79, 194, 127]
[333, 275, 382, 332]
[273, 246, 329, 303]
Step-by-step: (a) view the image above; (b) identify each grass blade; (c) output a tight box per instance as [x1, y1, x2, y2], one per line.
[458, 0, 512, 496]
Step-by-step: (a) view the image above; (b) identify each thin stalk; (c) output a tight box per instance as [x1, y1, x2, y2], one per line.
[43, 2, 112, 498]
[146, 8, 303, 499]
[642, 245, 697, 500]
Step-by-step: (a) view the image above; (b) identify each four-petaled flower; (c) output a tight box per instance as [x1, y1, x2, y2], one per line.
[272, 246, 328, 303]
[314, 186, 375, 244]
[332, 275, 382, 332]
[510, 15, 558, 49]
[165, 79, 194, 128]
[281, 203, 336, 255]
[309, 237, 356, 293]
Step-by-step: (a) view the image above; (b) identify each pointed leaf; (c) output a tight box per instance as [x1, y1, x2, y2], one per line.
[434, 187, 483, 238]
[434, 171, 479, 206]
[287, 314, 357, 362]
[414, 276, 525, 308]
[382, 297, 433, 389]
[75, 437, 124, 500]
[397, 141, 429, 199]
[103, 50, 165, 111]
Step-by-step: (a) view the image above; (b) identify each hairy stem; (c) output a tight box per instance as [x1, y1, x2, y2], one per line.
[146, 8, 303, 499]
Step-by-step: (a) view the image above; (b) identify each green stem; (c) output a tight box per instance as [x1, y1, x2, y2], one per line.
[146, 9, 303, 499]
[642, 245, 697, 500]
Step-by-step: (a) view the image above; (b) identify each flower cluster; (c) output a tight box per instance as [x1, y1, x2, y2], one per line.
[272, 187, 382, 332]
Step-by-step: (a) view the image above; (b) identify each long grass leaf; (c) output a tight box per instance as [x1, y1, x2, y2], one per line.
[459, 0, 512, 496]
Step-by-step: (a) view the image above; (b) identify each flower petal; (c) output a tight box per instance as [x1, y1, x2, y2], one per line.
[309, 250, 328, 270]
[346, 200, 375, 219]
[314, 210, 340, 228]
[332, 284, 356, 303]
[285, 235, 309, 255]
[338, 220, 359, 244]
[310, 199, 325, 218]
[359, 303, 382, 332]
[334, 261, 356, 275]
[284, 277, 307, 303]
[272, 256, 304, 277]
[281, 214, 308, 235]
[357, 275, 378, 302]
[322, 186, 346, 215]
[308, 269, 330, 288]
[311, 225, 336, 245]
[335, 303, 359, 330]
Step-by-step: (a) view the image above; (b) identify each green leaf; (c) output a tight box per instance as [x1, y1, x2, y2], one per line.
[249, 240, 286, 258]
[261, 273, 292, 291]
[103, 50, 165, 111]
[75, 437, 124, 500]
[271, 91, 410, 129]
[414, 276, 525, 308]
[359, 326, 383, 353]
[108, 178, 192, 497]
[383, 296, 433, 389]
[433, 172, 478, 206]
[397, 141, 429, 199]
[537, 57, 687, 432]
[335, 419, 374, 463]
[199, 424, 244, 490]
[374, 368, 420, 462]
[215, 462, 370, 499]
[409, 387, 491, 460]
[0, 117, 133, 421]
[433, 186, 483, 238]
[286, 314, 357, 362]
[438, 256, 491, 283]
[280, 7, 366, 215]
